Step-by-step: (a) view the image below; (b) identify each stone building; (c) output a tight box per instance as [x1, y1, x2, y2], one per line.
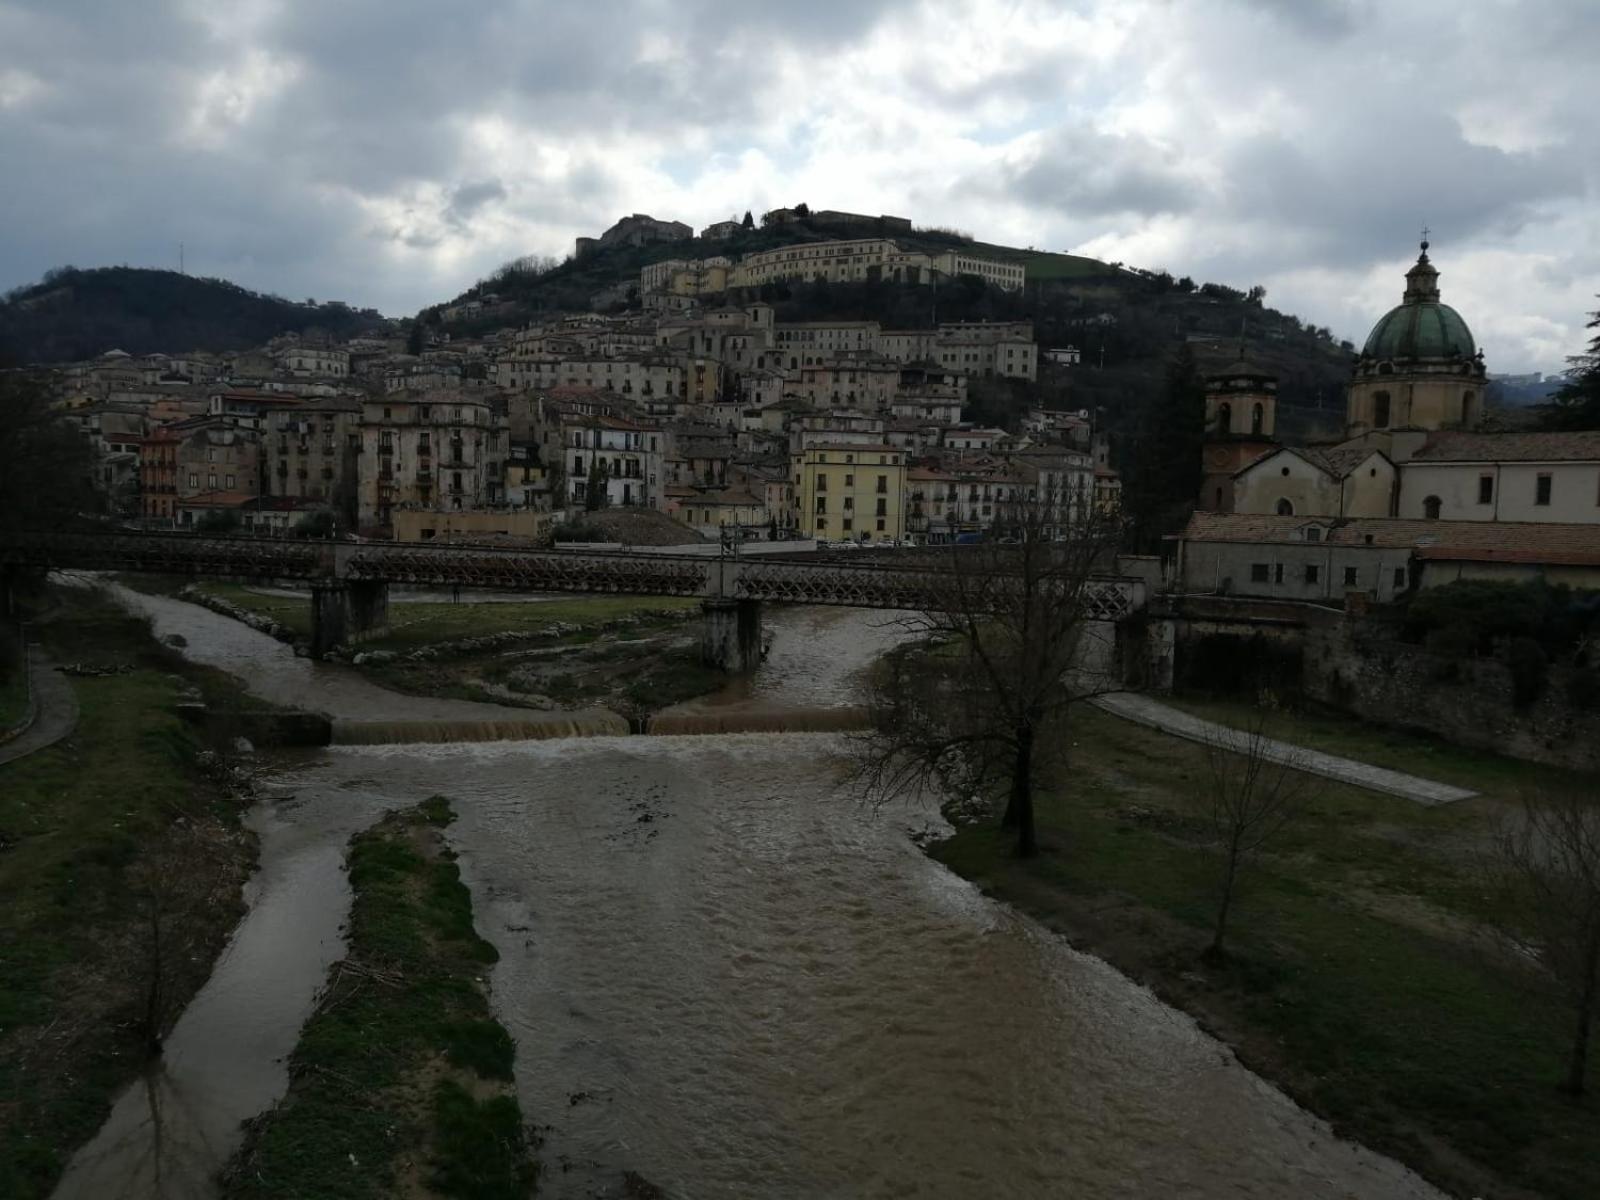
[1396, 431, 1600, 524]
[262, 398, 363, 528]
[1230, 446, 1396, 519]
[359, 393, 507, 533]
[1198, 358, 1279, 512]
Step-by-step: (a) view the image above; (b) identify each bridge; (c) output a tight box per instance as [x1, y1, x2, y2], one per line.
[0, 529, 1147, 671]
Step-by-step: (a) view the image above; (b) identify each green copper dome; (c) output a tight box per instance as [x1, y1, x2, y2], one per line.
[1360, 243, 1476, 361]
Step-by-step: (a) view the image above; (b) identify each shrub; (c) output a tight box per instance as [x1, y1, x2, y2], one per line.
[1505, 636, 1547, 709]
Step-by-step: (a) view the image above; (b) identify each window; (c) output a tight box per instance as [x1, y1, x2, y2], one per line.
[1343, 566, 1358, 587]
[1536, 473, 1552, 506]
[815, 497, 827, 514]
[1423, 495, 1442, 519]
[876, 498, 887, 516]
[843, 497, 854, 511]
[877, 475, 888, 494]
[877, 519, 886, 531]
[1215, 401, 1232, 431]
[1251, 403, 1264, 435]
[1305, 564, 1320, 584]
[225, 474, 235, 489]
[1394, 567, 1407, 592]
[1373, 390, 1391, 427]
[1305, 527, 1322, 543]
[842, 518, 853, 531]
[1276, 498, 1294, 516]
[817, 517, 828, 530]
[187, 473, 198, 489]
[1478, 475, 1494, 505]
[844, 474, 853, 486]
[1274, 563, 1285, 584]
[1250, 563, 1270, 583]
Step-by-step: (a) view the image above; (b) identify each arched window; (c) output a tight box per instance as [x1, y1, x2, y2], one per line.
[1373, 390, 1391, 428]
[1217, 401, 1232, 432]
[1423, 495, 1441, 519]
[1251, 402, 1264, 435]
[1462, 390, 1475, 424]
[1276, 498, 1294, 516]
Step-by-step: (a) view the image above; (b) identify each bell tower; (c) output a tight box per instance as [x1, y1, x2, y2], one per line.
[1199, 355, 1279, 512]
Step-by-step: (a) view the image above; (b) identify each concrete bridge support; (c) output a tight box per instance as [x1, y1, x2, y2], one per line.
[701, 598, 763, 673]
[309, 579, 390, 659]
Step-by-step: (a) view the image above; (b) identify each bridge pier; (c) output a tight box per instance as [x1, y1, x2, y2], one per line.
[309, 580, 391, 659]
[701, 599, 763, 673]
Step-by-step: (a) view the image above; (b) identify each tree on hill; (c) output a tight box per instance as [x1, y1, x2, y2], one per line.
[0, 373, 94, 530]
[1538, 299, 1600, 430]
[1121, 343, 1205, 551]
[742, 211, 754, 230]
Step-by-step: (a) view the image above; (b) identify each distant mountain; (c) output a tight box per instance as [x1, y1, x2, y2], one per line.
[0, 266, 387, 365]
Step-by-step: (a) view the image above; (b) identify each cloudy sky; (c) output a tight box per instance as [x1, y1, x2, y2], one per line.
[1, 0, 1595, 371]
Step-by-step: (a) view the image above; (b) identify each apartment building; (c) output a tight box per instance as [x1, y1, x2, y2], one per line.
[790, 443, 907, 543]
[359, 394, 507, 532]
[262, 398, 363, 524]
[564, 413, 664, 510]
[279, 346, 351, 378]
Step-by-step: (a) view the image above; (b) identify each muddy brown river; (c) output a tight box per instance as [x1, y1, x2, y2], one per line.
[53, 589, 1445, 1199]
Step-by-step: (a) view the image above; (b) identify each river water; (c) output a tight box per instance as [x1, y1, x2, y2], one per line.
[54, 588, 1444, 1200]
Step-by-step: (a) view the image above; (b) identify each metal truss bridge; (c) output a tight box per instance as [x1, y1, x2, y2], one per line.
[0, 529, 1145, 620]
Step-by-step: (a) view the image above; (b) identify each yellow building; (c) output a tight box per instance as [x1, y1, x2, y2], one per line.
[790, 443, 907, 543]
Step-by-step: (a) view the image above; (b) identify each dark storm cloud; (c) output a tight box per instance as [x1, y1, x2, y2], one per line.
[1003, 123, 1196, 219]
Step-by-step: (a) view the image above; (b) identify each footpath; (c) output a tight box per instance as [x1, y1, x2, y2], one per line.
[1092, 692, 1477, 806]
[0, 647, 80, 768]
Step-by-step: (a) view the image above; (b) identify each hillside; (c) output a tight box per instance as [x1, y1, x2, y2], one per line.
[426, 216, 1353, 441]
[0, 267, 387, 365]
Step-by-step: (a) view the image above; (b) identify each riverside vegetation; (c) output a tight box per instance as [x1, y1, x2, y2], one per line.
[223, 796, 535, 1199]
[0, 585, 265, 1199]
[932, 697, 1600, 1200]
[120, 578, 724, 721]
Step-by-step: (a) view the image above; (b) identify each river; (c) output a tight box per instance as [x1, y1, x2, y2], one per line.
[53, 588, 1445, 1199]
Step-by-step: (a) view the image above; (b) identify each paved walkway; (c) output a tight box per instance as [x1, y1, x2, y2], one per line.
[1092, 692, 1477, 807]
[0, 648, 80, 768]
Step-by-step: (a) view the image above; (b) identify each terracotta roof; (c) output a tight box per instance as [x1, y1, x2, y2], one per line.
[1238, 444, 1388, 480]
[1182, 512, 1600, 564]
[1411, 431, 1600, 463]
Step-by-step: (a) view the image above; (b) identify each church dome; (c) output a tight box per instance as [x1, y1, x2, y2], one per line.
[1360, 242, 1476, 361]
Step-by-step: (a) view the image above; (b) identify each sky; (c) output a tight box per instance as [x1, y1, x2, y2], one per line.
[1, 0, 1596, 373]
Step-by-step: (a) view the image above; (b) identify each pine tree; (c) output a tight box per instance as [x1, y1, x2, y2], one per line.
[742, 210, 754, 230]
[1539, 299, 1600, 430]
[1124, 343, 1205, 551]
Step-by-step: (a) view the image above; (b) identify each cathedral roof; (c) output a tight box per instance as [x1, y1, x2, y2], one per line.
[1361, 241, 1476, 362]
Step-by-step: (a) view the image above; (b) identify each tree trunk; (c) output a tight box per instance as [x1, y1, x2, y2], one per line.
[1012, 724, 1037, 858]
[1209, 847, 1241, 961]
[1565, 939, 1598, 1096]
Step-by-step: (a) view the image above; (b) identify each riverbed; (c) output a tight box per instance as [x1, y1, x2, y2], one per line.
[54, 587, 1446, 1199]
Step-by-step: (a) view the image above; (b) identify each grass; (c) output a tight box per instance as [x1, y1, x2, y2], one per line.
[932, 704, 1600, 1200]
[224, 798, 534, 1199]
[1162, 691, 1591, 801]
[0, 588, 258, 1200]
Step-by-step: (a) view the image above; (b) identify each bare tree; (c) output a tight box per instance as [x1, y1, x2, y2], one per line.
[1196, 717, 1314, 961]
[855, 487, 1127, 858]
[1490, 788, 1600, 1095]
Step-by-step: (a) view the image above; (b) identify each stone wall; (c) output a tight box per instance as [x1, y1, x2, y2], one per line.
[1302, 624, 1600, 773]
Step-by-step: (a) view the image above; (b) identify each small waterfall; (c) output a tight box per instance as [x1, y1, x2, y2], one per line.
[332, 708, 627, 744]
[646, 704, 871, 736]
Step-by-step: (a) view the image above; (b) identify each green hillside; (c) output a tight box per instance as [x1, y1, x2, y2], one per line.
[0, 267, 387, 365]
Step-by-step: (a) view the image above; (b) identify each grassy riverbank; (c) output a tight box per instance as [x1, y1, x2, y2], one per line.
[932, 703, 1599, 1200]
[0, 587, 260, 1199]
[120, 577, 722, 719]
[224, 797, 534, 1199]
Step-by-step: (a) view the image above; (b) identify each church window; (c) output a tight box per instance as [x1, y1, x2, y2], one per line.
[1217, 402, 1231, 432]
[1276, 498, 1294, 516]
[1373, 391, 1391, 428]
[1478, 475, 1494, 505]
[1423, 495, 1442, 519]
[1250, 563, 1269, 583]
[1304, 564, 1320, 584]
[1343, 566, 1359, 587]
[1536, 473, 1552, 506]
[1251, 403, 1264, 435]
